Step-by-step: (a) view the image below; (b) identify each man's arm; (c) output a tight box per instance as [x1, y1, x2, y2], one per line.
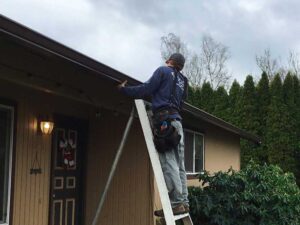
[119, 67, 163, 98]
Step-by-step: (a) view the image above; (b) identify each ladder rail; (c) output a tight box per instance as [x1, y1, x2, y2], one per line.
[135, 100, 193, 225]
[135, 100, 175, 225]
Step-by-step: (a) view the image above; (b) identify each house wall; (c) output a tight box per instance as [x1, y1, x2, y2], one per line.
[0, 79, 153, 225]
[1, 81, 52, 225]
[84, 109, 153, 225]
[187, 123, 240, 187]
[1, 76, 241, 225]
[154, 121, 241, 211]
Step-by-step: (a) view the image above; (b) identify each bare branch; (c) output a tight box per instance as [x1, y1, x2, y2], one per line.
[255, 48, 286, 80]
[160, 33, 231, 89]
[184, 53, 204, 87]
[288, 50, 300, 76]
[200, 35, 231, 89]
[160, 33, 188, 61]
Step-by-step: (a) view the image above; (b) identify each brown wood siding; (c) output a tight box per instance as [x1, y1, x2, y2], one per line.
[10, 93, 52, 225]
[85, 110, 153, 225]
[0, 79, 153, 225]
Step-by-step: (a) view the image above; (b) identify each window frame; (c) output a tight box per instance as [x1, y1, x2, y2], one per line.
[184, 129, 205, 175]
[0, 104, 14, 225]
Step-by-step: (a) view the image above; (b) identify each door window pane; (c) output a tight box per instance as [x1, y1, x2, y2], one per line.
[0, 106, 13, 223]
[184, 131, 194, 173]
[184, 130, 204, 174]
[195, 134, 204, 172]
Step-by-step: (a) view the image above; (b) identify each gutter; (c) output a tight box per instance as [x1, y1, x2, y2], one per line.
[183, 103, 261, 144]
[0, 15, 261, 144]
[0, 15, 140, 86]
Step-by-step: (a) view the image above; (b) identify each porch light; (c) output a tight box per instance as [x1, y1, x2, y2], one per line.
[40, 121, 54, 135]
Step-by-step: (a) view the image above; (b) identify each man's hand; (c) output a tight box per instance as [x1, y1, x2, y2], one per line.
[117, 80, 128, 90]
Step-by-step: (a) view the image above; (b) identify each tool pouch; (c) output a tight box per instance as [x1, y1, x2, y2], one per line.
[152, 110, 181, 153]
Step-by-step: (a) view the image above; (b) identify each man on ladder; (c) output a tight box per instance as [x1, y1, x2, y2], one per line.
[118, 53, 189, 217]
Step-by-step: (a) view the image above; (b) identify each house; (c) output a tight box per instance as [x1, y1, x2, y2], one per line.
[0, 15, 259, 225]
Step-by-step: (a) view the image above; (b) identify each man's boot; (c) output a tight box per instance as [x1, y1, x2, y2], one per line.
[154, 204, 186, 217]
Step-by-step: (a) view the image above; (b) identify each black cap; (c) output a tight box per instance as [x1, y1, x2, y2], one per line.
[167, 53, 185, 67]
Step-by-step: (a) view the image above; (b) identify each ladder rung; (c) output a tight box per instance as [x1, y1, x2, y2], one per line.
[174, 213, 190, 221]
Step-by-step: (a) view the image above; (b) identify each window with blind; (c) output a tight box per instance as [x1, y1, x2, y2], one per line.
[0, 105, 14, 225]
[184, 130, 204, 174]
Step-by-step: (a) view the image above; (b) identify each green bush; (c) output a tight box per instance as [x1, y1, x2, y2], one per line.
[188, 161, 300, 225]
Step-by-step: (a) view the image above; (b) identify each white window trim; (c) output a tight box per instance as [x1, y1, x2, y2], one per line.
[184, 129, 205, 175]
[0, 104, 14, 225]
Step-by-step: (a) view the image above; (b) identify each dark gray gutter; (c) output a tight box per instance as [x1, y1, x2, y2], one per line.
[0, 15, 261, 144]
[183, 103, 261, 143]
[0, 15, 140, 86]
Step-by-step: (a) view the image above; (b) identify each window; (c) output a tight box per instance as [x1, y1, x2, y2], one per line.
[0, 105, 14, 225]
[184, 130, 204, 174]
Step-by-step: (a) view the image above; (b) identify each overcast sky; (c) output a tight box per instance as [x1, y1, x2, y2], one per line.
[2, 0, 300, 84]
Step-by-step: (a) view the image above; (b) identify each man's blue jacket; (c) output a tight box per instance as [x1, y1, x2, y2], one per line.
[120, 66, 188, 120]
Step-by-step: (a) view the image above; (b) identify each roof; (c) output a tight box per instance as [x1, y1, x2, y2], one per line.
[0, 15, 261, 144]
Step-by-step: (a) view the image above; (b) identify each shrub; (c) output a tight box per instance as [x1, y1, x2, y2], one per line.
[188, 161, 300, 225]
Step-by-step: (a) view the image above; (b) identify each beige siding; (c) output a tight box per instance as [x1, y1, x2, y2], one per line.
[188, 124, 240, 187]
[85, 111, 153, 225]
[0, 79, 153, 225]
[8, 89, 52, 225]
[155, 122, 241, 207]
[205, 127, 240, 172]
[1, 72, 240, 225]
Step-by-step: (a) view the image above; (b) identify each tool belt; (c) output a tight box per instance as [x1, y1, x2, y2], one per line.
[153, 108, 179, 122]
[152, 108, 181, 153]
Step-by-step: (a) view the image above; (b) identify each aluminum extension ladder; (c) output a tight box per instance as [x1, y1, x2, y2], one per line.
[135, 99, 193, 225]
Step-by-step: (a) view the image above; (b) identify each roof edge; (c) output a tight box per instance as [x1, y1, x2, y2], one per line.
[0, 15, 140, 85]
[183, 102, 261, 144]
[0, 15, 261, 144]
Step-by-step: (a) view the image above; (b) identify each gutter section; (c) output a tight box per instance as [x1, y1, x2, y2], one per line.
[0, 15, 261, 144]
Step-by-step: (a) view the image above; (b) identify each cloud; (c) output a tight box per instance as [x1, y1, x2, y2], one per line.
[2, 0, 300, 84]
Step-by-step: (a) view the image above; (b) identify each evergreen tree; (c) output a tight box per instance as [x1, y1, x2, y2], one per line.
[237, 75, 260, 133]
[236, 75, 260, 166]
[256, 72, 270, 162]
[213, 86, 229, 120]
[293, 76, 300, 132]
[193, 87, 202, 109]
[200, 82, 215, 113]
[293, 76, 300, 183]
[283, 73, 295, 106]
[266, 74, 297, 174]
[187, 85, 195, 105]
[282, 73, 298, 176]
[228, 80, 242, 126]
[293, 75, 300, 108]
[256, 72, 270, 136]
